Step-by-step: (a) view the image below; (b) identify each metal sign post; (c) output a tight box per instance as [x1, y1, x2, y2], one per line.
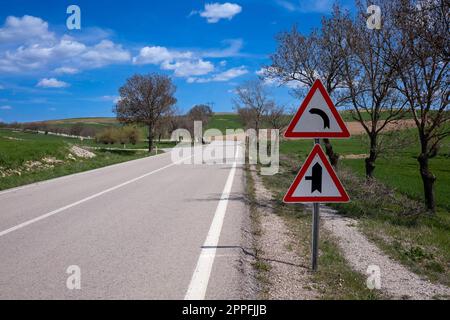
[311, 138, 320, 271]
[283, 79, 351, 272]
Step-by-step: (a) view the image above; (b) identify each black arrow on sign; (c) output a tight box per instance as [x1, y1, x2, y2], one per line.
[309, 108, 330, 129]
[305, 162, 323, 193]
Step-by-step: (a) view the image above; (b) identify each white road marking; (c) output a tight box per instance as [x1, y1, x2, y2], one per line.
[0, 156, 191, 238]
[184, 146, 239, 300]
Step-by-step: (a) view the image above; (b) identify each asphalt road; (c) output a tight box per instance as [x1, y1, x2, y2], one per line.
[0, 142, 248, 299]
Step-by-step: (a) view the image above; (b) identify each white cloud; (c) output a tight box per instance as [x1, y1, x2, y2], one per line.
[0, 15, 54, 44]
[133, 46, 214, 78]
[132, 39, 247, 79]
[276, 0, 334, 13]
[0, 105, 12, 110]
[0, 14, 246, 82]
[199, 3, 242, 23]
[202, 39, 243, 58]
[0, 16, 131, 74]
[100, 95, 121, 104]
[36, 78, 69, 88]
[212, 66, 248, 81]
[133, 46, 193, 65]
[188, 66, 248, 83]
[80, 40, 130, 68]
[54, 67, 79, 74]
[162, 59, 214, 77]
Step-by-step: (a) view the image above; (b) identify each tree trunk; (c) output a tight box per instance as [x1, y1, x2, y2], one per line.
[148, 124, 154, 153]
[418, 153, 436, 212]
[323, 138, 339, 168]
[255, 122, 260, 150]
[365, 134, 377, 179]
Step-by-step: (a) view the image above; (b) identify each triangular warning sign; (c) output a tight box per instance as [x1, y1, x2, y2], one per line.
[284, 79, 350, 138]
[284, 144, 350, 203]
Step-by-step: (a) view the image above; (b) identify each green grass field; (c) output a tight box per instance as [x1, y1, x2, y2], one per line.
[33, 111, 415, 138]
[339, 110, 415, 122]
[281, 129, 450, 210]
[0, 129, 170, 191]
[275, 129, 450, 286]
[206, 114, 244, 132]
[41, 117, 151, 138]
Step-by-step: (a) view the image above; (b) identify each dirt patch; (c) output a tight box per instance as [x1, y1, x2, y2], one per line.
[0, 167, 22, 177]
[250, 166, 318, 299]
[278, 119, 417, 139]
[69, 145, 96, 158]
[341, 154, 368, 160]
[42, 157, 64, 165]
[0, 157, 65, 177]
[216, 119, 417, 141]
[23, 158, 63, 172]
[1, 136, 25, 141]
[345, 119, 416, 135]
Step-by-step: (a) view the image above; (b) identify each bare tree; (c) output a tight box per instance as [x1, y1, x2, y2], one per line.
[187, 104, 214, 127]
[70, 123, 85, 136]
[340, 0, 407, 179]
[390, 0, 449, 211]
[264, 5, 351, 167]
[114, 73, 177, 152]
[234, 80, 274, 137]
[266, 104, 288, 133]
[237, 107, 257, 130]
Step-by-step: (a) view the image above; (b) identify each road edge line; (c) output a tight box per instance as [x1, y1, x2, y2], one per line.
[0, 155, 191, 238]
[184, 147, 239, 300]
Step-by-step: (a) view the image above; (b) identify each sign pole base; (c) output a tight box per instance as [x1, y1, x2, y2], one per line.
[312, 138, 320, 271]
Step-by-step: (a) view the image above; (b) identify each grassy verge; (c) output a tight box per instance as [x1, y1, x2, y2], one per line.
[0, 129, 156, 191]
[0, 128, 177, 150]
[331, 169, 450, 286]
[244, 164, 271, 299]
[279, 131, 450, 287]
[0, 149, 151, 191]
[258, 159, 381, 299]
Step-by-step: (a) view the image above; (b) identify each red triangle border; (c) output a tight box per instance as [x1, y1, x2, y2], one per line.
[283, 144, 350, 203]
[284, 79, 350, 138]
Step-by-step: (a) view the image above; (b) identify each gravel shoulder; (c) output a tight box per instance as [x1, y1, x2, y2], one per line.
[318, 204, 450, 300]
[250, 166, 318, 300]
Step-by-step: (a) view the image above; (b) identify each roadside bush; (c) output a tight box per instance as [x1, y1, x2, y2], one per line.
[70, 123, 84, 136]
[95, 126, 141, 145]
[116, 129, 128, 145]
[80, 126, 96, 138]
[122, 126, 140, 145]
[23, 122, 42, 132]
[95, 128, 117, 144]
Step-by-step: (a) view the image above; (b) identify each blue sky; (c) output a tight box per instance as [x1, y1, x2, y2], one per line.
[0, 0, 353, 122]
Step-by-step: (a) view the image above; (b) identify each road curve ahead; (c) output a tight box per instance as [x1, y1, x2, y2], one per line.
[0, 142, 248, 299]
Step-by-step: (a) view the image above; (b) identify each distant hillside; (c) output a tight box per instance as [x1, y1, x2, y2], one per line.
[44, 117, 118, 125]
